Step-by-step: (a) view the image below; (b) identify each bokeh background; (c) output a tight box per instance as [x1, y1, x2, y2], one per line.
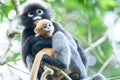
[0, 0, 120, 80]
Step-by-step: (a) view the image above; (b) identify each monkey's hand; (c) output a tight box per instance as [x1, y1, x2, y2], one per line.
[42, 54, 66, 69]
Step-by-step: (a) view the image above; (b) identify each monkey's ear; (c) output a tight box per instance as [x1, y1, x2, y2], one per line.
[34, 22, 42, 37]
[34, 28, 37, 33]
[34, 28, 41, 37]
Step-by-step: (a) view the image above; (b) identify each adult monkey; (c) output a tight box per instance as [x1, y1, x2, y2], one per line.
[30, 19, 86, 80]
[20, 1, 106, 80]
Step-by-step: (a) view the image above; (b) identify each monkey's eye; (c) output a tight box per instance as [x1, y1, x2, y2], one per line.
[36, 9, 43, 15]
[47, 23, 51, 27]
[43, 25, 47, 29]
[28, 11, 34, 17]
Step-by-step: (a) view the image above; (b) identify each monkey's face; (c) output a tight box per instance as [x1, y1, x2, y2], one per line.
[27, 9, 43, 25]
[20, 3, 52, 29]
[34, 19, 54, 37]
[42, 22, 54, 32]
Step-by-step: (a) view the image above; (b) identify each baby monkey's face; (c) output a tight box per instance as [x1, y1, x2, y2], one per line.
[42, 22, 54, 33]
[34, 19, 54, 37]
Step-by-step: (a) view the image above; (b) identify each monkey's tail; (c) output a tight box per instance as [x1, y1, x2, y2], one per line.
[29, 51, 45, 80]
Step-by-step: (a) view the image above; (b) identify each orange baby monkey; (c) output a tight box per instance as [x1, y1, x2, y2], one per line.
[34, 19, 55, 57]
[29, 19, 55, 80]
[34, 19, 54, 38]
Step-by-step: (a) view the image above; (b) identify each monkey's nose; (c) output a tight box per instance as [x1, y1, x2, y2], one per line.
[34, 16, 41, 21]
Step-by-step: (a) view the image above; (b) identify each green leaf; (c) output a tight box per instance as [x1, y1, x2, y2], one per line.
[14, 34, 21, 40]
[98, 0, 117, 10]
[6, 53, 20, 61]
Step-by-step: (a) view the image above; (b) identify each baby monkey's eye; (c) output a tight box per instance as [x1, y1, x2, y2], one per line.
[43, 26, 47, 28]
[43, 24, 47, 29]
[47, 23, 51, 27]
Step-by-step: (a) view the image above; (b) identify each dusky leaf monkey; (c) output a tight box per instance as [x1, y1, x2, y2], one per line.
[20, 1, 106, 80]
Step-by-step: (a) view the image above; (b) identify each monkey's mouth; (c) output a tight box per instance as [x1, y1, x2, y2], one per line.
[34, 16, 42, 25]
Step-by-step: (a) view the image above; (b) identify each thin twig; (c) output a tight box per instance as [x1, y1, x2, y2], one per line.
[0, 59, 21, 66]
[84, 33, 107, 53]
[111, 39, 120, 65]
[98, 55, 113, 73]
[8, 30, 22, 38]
[108, 76, 120, 80]
[0, 37, 12, 62]
[12, 0, 20, 15]
[0, 59, 28, 75]
[7, 63, 29, 75]
[88, 24, 92, 45]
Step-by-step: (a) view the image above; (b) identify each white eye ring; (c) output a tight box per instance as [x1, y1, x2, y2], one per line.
[28, 11, 34, 17]
[47, 23, 51, 27]
[43, 24, 47, 29]
[36, 9, 44, 15]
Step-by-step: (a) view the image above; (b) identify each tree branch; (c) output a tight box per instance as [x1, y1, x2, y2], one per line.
[0, 0, 22, 65]
[0, 59, 29, 75]
[0, 36, 12, 62]
[12, 0, 20, 15]
[108, 76, 120, 80]
[7, 63, 29, 74]
[84, 33, 107, 53]
[0, 59, 21, 66]
[111, 39, 120, 65]
[98, 55, 112, 73]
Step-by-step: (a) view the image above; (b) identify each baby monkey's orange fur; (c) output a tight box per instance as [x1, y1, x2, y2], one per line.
[34, 19, 54, 38]
[30, 19, 54, 80]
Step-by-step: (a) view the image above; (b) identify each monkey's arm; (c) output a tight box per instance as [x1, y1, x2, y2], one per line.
[32, 37, 52, 55]
[22, 36, 49, 73]
[52, 31, 88, 79]
[53, 22, 87, 67]
[22, 36, 36, 66]
[32, 37, 66, 69]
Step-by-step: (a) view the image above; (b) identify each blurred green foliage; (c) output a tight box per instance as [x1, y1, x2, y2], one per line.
[0, 0, 120, 79]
